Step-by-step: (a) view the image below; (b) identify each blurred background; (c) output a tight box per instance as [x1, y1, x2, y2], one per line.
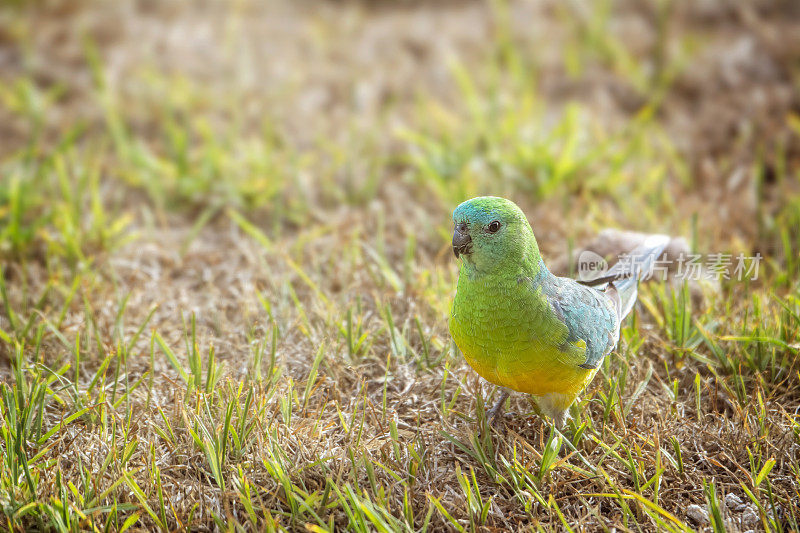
[1, 1, 800, 529]
[2, 0, 799, 250]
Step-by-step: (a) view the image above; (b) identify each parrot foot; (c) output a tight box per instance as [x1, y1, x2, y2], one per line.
[487, 389, 511, 427]
[552, 410, 568, 430]
[536, 393, 573, 429]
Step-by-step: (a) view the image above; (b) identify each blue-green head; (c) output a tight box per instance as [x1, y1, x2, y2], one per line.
[452, 196, 543, 276]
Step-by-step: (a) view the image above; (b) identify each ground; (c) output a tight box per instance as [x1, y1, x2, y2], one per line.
[1, 0, 799, 531]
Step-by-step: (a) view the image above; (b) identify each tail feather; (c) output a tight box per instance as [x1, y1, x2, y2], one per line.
[609, 235, 670, 320]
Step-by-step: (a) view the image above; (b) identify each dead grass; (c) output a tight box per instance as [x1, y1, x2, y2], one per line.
[1, 0, 799, 531]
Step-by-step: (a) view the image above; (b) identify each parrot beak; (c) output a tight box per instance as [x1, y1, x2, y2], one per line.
[452, 224, 472, 258]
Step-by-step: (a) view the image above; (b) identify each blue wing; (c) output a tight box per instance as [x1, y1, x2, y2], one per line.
[543, 276, 620, 370]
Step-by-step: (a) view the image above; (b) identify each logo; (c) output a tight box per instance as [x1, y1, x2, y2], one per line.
[577, 250, 608, 282]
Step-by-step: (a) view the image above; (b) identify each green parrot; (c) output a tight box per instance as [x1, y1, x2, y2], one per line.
[449, 196, 668, 427]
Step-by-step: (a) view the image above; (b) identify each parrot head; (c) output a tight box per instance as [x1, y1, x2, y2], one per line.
[452, 196, 542, 276]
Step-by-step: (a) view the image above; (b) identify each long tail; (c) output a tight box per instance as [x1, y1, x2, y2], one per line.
[584, 235, 671, 320]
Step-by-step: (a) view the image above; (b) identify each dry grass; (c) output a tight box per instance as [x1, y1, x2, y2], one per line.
[1, 0, 799, 531]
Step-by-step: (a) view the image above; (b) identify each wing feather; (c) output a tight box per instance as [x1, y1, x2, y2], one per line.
[543, 277, 620, 370]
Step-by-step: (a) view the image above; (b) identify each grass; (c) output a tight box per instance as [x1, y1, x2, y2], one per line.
[1, 0, 799, 530]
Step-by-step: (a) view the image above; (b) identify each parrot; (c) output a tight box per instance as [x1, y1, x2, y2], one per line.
[449, 196, 669, 427]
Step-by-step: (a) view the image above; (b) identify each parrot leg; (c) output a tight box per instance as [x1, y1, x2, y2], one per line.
[487, 388, 510, 426]
[552, 409, 568, 429]
[537, 392, 573, 429]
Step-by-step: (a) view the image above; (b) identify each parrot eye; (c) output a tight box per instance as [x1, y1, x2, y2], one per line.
[487, 220, 501, 233]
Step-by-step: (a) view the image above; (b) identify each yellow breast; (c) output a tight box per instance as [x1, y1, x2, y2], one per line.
[451, 319, 592, 397]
